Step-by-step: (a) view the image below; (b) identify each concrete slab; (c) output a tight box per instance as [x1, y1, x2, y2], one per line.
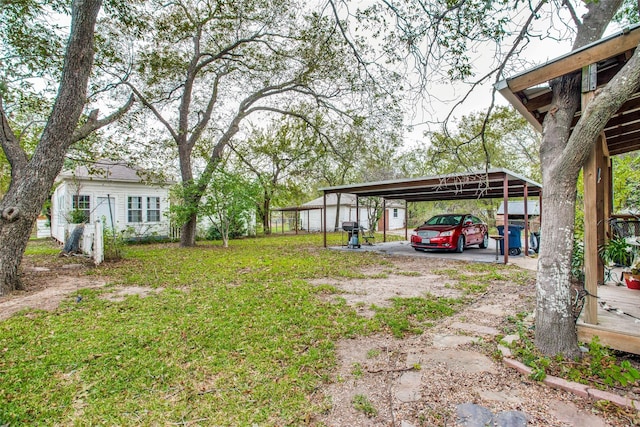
[477, 389, 524, 404]
[450, 322, 500, 336]
[549, 401, 610, 427]
[330, 239, 538, 271]
[421, 349, 497, 374]
[432, 334, 478, 348]
[395, 371, 422, 403]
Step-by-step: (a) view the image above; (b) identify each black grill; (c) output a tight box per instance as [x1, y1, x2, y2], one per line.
[342, 221, 359, 232]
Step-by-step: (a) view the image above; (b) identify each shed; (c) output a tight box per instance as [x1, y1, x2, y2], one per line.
[496, 200, 541, 231]
[271, 194, 405, 233]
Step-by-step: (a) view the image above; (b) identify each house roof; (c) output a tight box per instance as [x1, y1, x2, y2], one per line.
[302, 193, 357, 207]
[497, 200, 540, 216]
[320, 168, 541, 202]
[495, 23, 640, 156]
[58, 159, 173, 185]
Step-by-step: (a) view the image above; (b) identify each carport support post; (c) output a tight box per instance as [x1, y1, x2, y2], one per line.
[383, 199, 387, 242]
[323, 193, 327, 247]
[503, 174, 509, 264]
[404, 200, 408, 241]
[523, 184, 529, 255]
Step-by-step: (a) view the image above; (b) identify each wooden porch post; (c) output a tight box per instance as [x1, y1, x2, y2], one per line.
[582, 63, 606, 324]
[583, 135, 607, 324]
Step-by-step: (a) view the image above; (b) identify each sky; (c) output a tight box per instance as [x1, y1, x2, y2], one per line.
[27, 1, 629, 160]
[337, 1, 626, 149]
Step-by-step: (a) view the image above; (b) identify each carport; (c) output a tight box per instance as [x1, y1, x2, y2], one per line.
[320, 168, 542, 264]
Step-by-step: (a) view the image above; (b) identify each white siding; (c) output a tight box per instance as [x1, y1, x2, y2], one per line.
[300, 205, 405, 232]
[51, 178, 171, 243]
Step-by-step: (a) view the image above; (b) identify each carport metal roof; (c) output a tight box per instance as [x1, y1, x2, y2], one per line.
[320, 168, 541, 201]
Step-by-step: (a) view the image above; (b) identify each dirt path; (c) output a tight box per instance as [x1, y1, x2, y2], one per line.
[0, 270, 106, 320]
[312, 256, 622, 427]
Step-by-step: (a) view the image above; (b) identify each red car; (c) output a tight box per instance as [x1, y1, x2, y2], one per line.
[411, 214, 489, 253]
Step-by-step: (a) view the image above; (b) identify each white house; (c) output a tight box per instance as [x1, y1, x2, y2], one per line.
[51, 160, 173, 243]
[298, 193, 405, 232]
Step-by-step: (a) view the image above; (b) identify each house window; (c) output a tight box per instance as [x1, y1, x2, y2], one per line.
[147, 197, 161, 222]
[393, 208, 398, 218]
[72, 195, 90, 222]
[128, 196, 142, 223]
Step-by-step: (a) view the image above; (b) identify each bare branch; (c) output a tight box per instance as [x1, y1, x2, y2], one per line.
[187, 72, 225, 148]
[0, 97, 28, 175]
[71, 94, 136, 143]
[126, 82, 180, 142]
[563, 0, 582, 29]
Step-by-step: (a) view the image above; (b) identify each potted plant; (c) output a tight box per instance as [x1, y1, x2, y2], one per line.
[599, 237, 633, 267]
[622, 253, 640, 289]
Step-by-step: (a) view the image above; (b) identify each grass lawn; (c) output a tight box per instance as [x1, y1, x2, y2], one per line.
[1, 234, 525, 426]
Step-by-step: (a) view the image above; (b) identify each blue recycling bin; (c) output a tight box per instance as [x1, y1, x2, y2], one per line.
[497, 224, 524, 255]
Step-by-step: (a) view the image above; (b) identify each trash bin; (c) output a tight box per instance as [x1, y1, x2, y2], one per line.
[497, 224, 524, 256]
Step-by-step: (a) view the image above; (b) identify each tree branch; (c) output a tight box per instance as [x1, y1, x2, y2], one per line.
[0, 97, 28, 175]
[187, 72, 225, 147]
[71, 94, 136, 143]
[126, 83, 180, 142]
[562, 43, 640, 171]
[563, 0, 582, 29]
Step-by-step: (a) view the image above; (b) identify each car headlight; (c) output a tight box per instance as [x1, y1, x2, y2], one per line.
[440, 230, 453, 237]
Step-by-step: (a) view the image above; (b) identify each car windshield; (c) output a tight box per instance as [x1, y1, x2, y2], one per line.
[425, 215, 463, 226]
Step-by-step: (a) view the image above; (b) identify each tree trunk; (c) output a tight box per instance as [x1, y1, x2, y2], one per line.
[180, 212, 198, 246]
[0, 198, 38, 294]
[535, 73, 582, 358]
[263, 197, 271, 234]
[533, 0, 624, 357]
[333, 193, 342, 231]
[534, 171, 581, 358]
[0, 0, 102, 295]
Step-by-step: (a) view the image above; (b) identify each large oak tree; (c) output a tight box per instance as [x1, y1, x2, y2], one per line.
[102, 0, 397, 246]
[0, 0, 132, 295]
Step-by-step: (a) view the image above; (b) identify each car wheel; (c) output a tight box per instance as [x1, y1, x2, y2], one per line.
[479, 233, 489, 249]
[456, 235, 464, 253]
